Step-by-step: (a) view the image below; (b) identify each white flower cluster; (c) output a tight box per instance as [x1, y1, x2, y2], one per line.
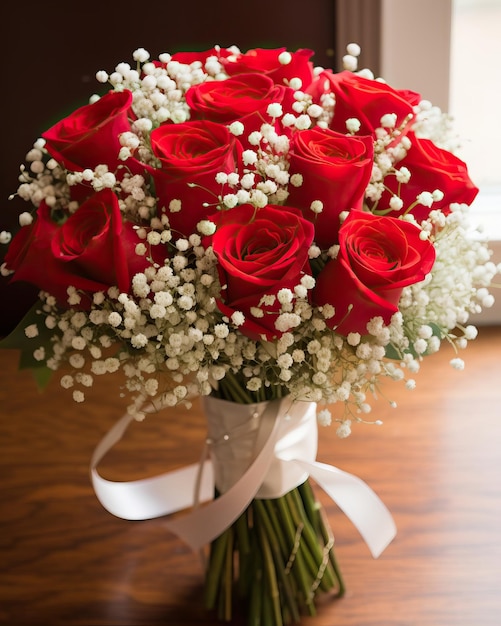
[398, 204, 499, 351]
[4, 46, 499, 434]
[12, 141, 69, 211]
[32, 264, 413, 425]
[412, 100, 462, 153]
[96, 48, 227, 126]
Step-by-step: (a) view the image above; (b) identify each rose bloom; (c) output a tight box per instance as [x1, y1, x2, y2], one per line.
[211, 203, 314, 340]
[287, 127, 374, 248]
[42, 90, 137, 173]
[5, 189, 160, 307]
[221, 47, 315, 90]
[170, 46, 235, 64]
[378, 132, 479, 220]
[4, 201, 62, 294]
[307, 70, 418, 137]
[148, 120, 243, 238]
[185, 73, 294, 142]
[313, 210, 436, 335]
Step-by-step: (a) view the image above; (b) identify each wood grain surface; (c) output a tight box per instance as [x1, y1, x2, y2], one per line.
[1, 326, 500, 626]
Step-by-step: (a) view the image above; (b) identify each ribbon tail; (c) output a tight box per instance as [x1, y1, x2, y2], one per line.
[89, 401, 283, 547]
[297, 460, 397, 558]
[90, 412, 215, 520]
[91, 460, 214, 520]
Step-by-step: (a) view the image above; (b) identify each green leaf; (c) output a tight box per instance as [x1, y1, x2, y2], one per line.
[429, 322, 445, 339]
[32, 365, 54, 390]
[1, 300, 44, 351]
[0, 299, 55, 389]
[385, 342, 403, 360]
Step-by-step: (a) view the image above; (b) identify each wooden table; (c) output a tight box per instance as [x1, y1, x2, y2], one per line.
[1, 326, 500, 625]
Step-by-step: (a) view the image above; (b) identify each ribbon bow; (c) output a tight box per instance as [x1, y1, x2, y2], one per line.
[91, 397, 396, 558]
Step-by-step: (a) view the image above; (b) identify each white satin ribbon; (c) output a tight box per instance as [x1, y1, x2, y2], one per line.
[90, 397, 396, 558]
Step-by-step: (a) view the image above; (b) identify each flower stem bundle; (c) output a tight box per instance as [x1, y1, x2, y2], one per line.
[204, 480, 344, 624]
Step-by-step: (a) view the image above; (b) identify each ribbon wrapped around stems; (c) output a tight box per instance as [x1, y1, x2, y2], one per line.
[91, 396, 396, 558]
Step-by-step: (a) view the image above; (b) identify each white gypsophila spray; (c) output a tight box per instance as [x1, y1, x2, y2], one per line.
[2, 45, 499, 434]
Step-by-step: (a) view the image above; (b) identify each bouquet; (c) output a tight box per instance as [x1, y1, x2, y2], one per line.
[1, 42, 498, 624]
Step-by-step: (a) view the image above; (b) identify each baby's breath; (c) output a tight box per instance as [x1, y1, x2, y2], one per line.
[3, 44, 497, 437]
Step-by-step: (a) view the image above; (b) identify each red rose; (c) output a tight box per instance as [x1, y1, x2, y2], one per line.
[6, 189, 160, 307]
[42, 90, 137, 173]
[211, 204, 314, 340]
[287, 127, 374, 248]
[313, 210, 436, 335]
[185, 73, 293, 141]
[4, 201, 62, 293]
[221, 47, 315, 90]
[307, 70, 417, 137]
[170, 47, 235, 65]
[52, 188, 154, 292]
[377, 132, 479, 220]
[148, 120, 243, 238]
[396, 89, 422, 107]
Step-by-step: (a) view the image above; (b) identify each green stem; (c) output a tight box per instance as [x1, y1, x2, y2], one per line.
[235, 509, 252, 597]
[249, 547, 263, 626]
[217, 370, 254, 404]
[298, 481, 345, 596]
[263, 499, 293, 564]
[255, 505, 283, 626]
[318, 507, 346, 597]
[221, 525, 234, 621]
[204, 530, 229, 611]
[297, 481, 322, 536]
[275, 496, 316, 615]
[254, 499, 300, 624]
[286, 489, 336, 591]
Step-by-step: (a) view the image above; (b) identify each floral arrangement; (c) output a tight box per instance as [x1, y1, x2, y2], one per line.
[1, 42, 498, 625]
